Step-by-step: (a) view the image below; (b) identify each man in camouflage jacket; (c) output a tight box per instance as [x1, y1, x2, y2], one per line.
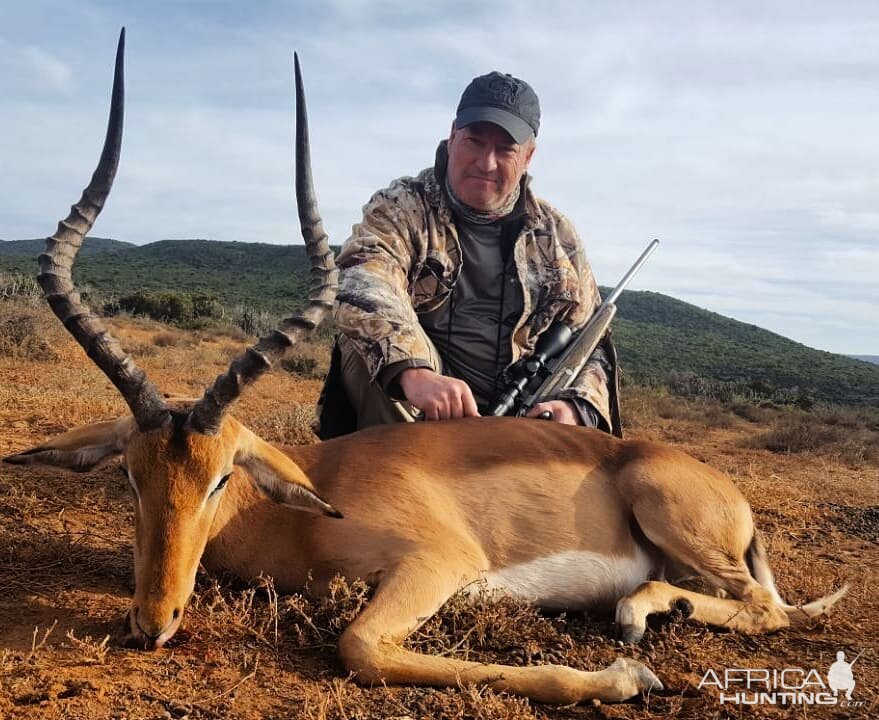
[317, 71, 621, 438]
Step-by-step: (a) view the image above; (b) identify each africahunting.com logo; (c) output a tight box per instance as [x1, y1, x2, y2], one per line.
[699, 650, 867, 707]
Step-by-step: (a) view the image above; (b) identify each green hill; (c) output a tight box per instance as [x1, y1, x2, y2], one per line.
[2, 237, 877, 405]
[606, 288, 879, 406]
[851, 355, 879, 366]
[0, 237, 134, 257]
[0, 238, 318, 314]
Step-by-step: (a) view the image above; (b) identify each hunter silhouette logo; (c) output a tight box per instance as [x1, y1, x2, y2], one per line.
[699, 649, 867, 707]
[828, 650, 862, 701]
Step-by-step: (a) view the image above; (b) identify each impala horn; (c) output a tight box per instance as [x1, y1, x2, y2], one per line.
[38, 28, 170, 432]
[188, 53, 338, 435]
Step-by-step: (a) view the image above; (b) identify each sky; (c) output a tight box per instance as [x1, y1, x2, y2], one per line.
[1, 1, 877, 355]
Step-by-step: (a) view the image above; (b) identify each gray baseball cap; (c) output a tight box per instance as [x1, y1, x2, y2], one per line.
[455, 71, 540, 144]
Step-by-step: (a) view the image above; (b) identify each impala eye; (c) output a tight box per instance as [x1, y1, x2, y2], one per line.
[211, 472, 232, 496]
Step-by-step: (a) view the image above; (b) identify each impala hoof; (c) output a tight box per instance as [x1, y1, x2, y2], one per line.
[634, 662, 663, 693]
[605, 658, 663, 701]
[620, 623, 646, 644]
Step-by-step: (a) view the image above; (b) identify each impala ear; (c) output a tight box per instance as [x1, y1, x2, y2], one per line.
[3, 417, 135, 472]
[234, 426, 342, 518]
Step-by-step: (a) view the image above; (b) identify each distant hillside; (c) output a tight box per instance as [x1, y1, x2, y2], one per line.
[0, 237, 134, 257]
[606, 289, 879, 406]
[851, 355, 879, 366]
[0, 238, 319, 314]
[3, 237, 878, 406]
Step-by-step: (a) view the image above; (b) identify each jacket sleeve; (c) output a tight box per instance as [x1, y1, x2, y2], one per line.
[333, 184, 435, 382]
[549, 216, 617, 431]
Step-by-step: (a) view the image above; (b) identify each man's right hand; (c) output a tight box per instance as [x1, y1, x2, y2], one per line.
[398, 368, 480, 421]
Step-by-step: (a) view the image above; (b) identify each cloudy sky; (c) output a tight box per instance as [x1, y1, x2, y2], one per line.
[2, 1, 877, 355]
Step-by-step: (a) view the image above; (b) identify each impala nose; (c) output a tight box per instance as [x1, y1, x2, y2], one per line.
[130, 606, 181, 649]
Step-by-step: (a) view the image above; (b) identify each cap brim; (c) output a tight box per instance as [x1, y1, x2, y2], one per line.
[455, 106, 534, 144]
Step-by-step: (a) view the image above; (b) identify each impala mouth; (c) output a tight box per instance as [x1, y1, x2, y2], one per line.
[126, 605, 183, 650]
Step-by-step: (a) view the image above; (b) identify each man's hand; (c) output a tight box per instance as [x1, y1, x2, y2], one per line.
[525, 400, 582, 425]
[399, 368, 480, 421]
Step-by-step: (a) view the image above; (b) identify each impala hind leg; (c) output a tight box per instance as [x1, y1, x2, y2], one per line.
[338, 552, 662, 704]
[615, 578, 789, 644]
[618, 457, 793, 642]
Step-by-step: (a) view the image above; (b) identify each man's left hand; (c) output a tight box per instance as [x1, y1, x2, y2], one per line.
[525, 400, 582, 425]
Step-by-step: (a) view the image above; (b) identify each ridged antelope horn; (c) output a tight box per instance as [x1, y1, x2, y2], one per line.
[188, 53, 338, 435]
[38, 28, 170, 432]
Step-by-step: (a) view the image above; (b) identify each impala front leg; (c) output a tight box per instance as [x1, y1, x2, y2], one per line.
[338, 551, 662, 704]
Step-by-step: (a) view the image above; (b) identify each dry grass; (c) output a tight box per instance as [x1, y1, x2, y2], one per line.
[744, 410, 879, 469]
[280, 338, 333, 380]
[622, 384, 878, 470]
[0, 300, 60, 362]
[152, 330, 196, 348]
[197, 325, 250, 343]
[1, 304, 877, 719]
[249, 402, 320, 446]
[747, 416, 844, 453]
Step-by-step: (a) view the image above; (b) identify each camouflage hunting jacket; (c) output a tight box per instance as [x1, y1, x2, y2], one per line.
[334, 142, 621, 433]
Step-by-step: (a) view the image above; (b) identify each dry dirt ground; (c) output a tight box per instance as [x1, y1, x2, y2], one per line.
[1, 307, 876, 719]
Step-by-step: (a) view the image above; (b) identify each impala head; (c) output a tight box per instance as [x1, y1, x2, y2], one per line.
[3, 30, 339, 649]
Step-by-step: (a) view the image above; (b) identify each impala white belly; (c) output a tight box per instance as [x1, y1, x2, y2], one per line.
[479, 547, 654, 610]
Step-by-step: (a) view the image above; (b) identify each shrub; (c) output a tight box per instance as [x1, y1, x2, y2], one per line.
[746, 416, 842, 454]
[234, 305, 277, 336]
[660, 370, 818, 409]
[153, 331, 180, 347]
[0, 272, 41, 300]
[191, 294, 225, 320]
[729, 399, 766, 423]
[110, 291, 224, 326]
[152, 331, 197, 348]
[701, 402, 734, 429]
[280, 356, 320, 377]
[198, 324, 249, 342]
[279, 339, 331, 380]
[0, 305, 59, 361]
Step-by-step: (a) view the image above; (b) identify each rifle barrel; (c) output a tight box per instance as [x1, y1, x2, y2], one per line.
[603, 238, 660, 308]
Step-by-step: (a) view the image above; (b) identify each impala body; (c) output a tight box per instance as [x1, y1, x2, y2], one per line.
[4, 31, 846, 705]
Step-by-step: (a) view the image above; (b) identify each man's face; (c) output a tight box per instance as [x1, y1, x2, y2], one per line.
[446, 121, 535, 212]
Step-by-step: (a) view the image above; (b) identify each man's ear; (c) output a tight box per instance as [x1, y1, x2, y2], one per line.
[3, 417, 135, 472]
[234, 426, 342, 518]
[522, 138, 536, 170]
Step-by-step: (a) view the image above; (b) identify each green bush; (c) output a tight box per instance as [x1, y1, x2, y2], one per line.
[108, 291, 224, 326]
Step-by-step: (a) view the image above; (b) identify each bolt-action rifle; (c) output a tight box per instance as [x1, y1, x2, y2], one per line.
[487, 239, 660, 417]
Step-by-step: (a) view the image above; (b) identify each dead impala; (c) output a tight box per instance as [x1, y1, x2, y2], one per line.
[4, 31, 847, 705]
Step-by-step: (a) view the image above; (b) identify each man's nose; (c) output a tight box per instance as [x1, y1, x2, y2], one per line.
[476, 149, 498, 174]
